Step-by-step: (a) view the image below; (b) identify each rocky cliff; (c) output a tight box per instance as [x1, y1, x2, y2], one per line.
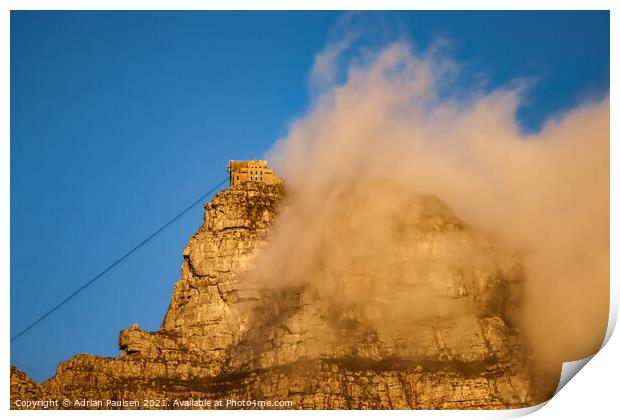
[10, 181, 551, 409]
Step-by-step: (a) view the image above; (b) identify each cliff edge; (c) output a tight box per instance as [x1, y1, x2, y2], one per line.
[10, 181, 549, 409]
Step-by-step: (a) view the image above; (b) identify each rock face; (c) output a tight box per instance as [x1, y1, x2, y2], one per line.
[10, 182, 549, 409]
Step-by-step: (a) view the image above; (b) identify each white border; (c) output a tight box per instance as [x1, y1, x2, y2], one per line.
[2, 1, 616, 419]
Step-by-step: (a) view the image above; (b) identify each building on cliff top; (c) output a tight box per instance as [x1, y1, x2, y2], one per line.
[228, 160, 282, 187]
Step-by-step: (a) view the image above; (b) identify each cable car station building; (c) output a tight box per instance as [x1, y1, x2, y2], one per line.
[228, 160, 282, 187]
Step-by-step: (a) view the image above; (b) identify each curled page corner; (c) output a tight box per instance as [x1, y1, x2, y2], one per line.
[495, 354, 601, 418]
[553, 355, 595, 396]
[548, 283, 618, 400]
[506, 289, 618, 416]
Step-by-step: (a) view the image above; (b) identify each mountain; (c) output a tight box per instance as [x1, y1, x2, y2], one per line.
[10, 180, 552, 409]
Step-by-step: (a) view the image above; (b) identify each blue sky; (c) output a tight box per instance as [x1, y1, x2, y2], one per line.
[11, 11, 609, 381]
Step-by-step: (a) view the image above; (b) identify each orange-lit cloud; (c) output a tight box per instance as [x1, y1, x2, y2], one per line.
[253, 39, 609, 373]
